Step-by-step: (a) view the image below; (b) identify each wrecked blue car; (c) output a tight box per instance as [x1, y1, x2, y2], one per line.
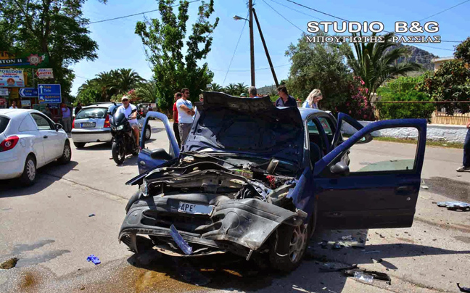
[119, 92, 427, 272]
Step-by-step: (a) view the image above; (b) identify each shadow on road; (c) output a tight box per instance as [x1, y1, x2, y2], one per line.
[0, 161, 78, 197]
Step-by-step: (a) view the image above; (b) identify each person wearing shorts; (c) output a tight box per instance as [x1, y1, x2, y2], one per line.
[116, 96, 139, 149]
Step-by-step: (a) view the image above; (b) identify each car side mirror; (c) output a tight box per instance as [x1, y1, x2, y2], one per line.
[150, 148, 173, 161]
[55, 123, 63, 131]
[330, 161, 350, 176]
[356, 133, 373, 144]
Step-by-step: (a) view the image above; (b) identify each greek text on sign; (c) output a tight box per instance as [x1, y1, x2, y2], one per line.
[0, 69, 25, 87]
[36, 68, 54, 79]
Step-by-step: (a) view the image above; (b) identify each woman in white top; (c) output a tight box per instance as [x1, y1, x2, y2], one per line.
[302, 89, 323, 109]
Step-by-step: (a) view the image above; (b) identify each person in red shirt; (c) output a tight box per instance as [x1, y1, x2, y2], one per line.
[173, 92, 182, 147]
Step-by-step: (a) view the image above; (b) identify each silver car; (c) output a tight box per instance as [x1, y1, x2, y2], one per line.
[71, 103, 151, 148]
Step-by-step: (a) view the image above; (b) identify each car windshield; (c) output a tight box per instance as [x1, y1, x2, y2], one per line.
[76, 107, 108, 119]
[0, 116, 9, 134]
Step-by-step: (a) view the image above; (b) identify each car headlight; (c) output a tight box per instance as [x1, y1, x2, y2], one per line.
[117, 125, 124, 130]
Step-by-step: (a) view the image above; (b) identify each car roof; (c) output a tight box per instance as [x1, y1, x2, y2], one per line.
[0, 109, 44, 119]
[297, 108, 333, 120]
[82, 103, 118, 109]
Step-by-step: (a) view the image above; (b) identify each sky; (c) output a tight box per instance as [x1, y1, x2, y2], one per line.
[71, 0, 469, 96]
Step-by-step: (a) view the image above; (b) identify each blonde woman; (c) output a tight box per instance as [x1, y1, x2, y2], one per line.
[302, 89, 323, 109]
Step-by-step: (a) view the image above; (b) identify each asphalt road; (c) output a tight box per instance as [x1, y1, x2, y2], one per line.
[1, 121, 469, 293]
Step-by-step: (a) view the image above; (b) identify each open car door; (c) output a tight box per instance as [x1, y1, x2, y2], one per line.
[314, 119, 427, 229]
[138, 111, 180, 174]
[332, 112, 367, 148]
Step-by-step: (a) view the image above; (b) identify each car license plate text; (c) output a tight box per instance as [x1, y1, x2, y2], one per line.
[177, 202, 213, 215]
[81, 122, 95, 128]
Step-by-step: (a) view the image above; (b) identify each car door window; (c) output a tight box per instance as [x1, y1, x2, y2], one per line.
[31, 113, 54, 130]
[348, 127, 418, 173]
[306, 117, 330, 160]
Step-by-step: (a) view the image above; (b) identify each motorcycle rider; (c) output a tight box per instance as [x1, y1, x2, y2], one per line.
[116, 95, 139, 150]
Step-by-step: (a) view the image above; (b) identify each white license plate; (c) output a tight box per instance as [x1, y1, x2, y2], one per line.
[81, 122, 95, 128]
[177, 202, 213, 215]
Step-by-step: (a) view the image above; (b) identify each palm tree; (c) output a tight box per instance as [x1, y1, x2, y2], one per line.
[135, 80, 158, 103]
[112, 68, 145, 94]
[344, 32, 422, 101]
[224, 83, 237, 95]
[236, 82, 248, 95]
[210, 82, 223, 92]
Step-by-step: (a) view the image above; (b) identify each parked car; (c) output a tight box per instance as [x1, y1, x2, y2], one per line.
[71, 103, 151, 148]
[119, 92, 427, 272]
[0, 109, 71, 185]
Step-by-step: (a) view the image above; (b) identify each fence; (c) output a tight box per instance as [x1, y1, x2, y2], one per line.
[373, 101, 470, 125]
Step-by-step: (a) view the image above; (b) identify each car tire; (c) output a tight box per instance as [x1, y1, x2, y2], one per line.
[112, 141, 125, 165]
[18, 155, 36, 186]
[58, 140, 72, 164]
[145, 125, 151, 141]
[268, 222, 309, 272]
[74, 142, 86, 148]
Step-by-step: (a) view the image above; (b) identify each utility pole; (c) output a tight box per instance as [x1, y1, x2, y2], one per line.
[248, 0, 255, 87]
[252, 8, 279, 88]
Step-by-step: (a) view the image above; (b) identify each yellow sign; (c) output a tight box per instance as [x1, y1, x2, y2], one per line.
[10, 88, 19, 99]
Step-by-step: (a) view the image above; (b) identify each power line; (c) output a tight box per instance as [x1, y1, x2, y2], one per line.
[261, 0, 305, 33]
[89, 0, 201, 24]
[268, 0, 322, 21]
[418, 0, 470, 21]
[223, 10, 249, 86]
[214, 64, 290, 72]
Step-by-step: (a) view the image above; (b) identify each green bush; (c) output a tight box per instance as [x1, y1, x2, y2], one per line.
[377, 76, 435, 119]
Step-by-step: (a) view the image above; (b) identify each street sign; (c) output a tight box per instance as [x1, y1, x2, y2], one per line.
[38, 84, 61, 104]
[36, 68, 53, 79]
[19, 88, 38, 97]
[0, 88, 8, 96]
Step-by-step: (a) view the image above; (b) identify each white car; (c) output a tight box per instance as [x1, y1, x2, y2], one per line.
[0, 109, 71, 185]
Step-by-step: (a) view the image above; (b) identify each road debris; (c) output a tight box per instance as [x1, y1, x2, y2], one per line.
[86, 255, 101, 265]
[344, 268, 391, 284]
[88, 213, 95, 217]
[0, 257, 18, 269]
[436, 202, 470, 212]
[458, 283, 470, 293]
[353, 271, 374, 284]
[319, 264, 358, 273]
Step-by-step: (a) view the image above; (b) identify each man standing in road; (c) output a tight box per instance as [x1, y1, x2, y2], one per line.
[172, 92, 182, 148]
[177, 88, 195, 145]
[75, 102, 82, 116]
[457, 118, 470, 172]
[275, 85, 297, 107]
[61, 102, 72, 133]
[116, 96, 140, 150]
[248, 86, 260, 98]
[9, 101, 18, 109]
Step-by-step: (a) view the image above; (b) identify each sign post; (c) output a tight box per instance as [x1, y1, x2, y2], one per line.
[38, 84, 61, 104]
[19, 88, 38, 97]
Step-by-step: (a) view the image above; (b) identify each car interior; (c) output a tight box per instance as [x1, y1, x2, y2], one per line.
[307, 116, 336, 165]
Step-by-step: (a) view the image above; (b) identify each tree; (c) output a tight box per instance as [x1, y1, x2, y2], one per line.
[135, 0, 219, 111]
[135, 80, 159, 103]
[0, 0, 106, 102]
[344, 32, 422, 102]
[210, 82, 223, 92]
[235, 82, 248, 95]
[224, 83, 237, 95]
[112, 68, 145, 94]
[285, 34, 352, 111]
[455, 37, 470, 64]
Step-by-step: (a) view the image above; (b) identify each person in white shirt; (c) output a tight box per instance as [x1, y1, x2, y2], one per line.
[176, 88, 195, 144]
[116, 96, 139, 149]
[9, 101, 18, 109]
[302, 89, 323, 109]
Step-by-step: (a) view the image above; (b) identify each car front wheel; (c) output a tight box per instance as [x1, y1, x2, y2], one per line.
[268, 223, 309, 272]
[19, 155, 36, 186]
[58, 141, 72, 164]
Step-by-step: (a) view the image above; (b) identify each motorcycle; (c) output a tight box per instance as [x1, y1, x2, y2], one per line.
[110, 109, 139, 165]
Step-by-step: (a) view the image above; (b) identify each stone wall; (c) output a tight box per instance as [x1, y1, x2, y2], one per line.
[341, 121, 468, 143]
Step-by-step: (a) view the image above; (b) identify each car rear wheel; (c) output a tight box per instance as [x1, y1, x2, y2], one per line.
[145, 125, 151, 141]
[58, 141, 72, 164]
[74, 142, 86, 148]
[18, 155, 36, 186]
[268, 223, 309, 272]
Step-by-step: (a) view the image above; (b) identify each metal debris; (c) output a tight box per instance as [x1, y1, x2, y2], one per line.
[436, 202, 470, 212]
[0, 257, 18, 269]
[458, 283, 470, 292]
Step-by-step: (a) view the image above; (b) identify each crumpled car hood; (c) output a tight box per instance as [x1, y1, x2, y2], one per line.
[182, 92, 304, 167]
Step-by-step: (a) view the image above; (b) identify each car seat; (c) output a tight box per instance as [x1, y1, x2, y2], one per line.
[310, 143, 322, 164]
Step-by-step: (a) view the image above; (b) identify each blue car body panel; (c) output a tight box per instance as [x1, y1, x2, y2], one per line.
[133, 93, 427, 231]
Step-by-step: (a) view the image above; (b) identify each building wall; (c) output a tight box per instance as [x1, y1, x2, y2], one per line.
[342, 121, 468, 143]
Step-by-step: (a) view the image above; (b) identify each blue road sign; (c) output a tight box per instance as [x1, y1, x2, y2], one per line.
[38, 84, 61, 104]
[19, 88, 38, 97]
